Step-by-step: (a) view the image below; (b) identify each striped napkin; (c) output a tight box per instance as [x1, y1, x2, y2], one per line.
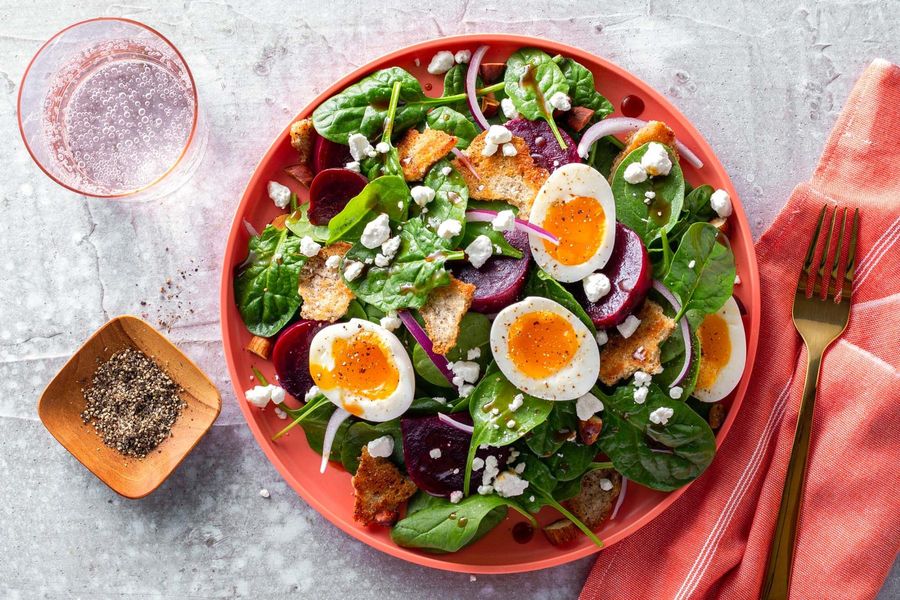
[581, 58, 900, 600]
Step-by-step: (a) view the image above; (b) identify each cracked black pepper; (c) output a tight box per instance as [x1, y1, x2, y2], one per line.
[81, 348, 185, 458]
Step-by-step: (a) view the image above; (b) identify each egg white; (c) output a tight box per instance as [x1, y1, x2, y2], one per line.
[528, 163, 617, 283]
[308, 318, 415, 421]
[490, 297, 600, 401]
[693, 296, 747, 403]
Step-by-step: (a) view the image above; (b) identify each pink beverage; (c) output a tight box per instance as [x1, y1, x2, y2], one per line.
[19, 19, 205, 199]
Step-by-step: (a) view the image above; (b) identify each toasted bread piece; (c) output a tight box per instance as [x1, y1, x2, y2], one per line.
[599, 300, 676, 386]
[542, 519, 580, 546]
[610, 120, 678, 176]
[352, 447, 418, 527]
[452, 132, 548, 218]
[289, 118, 316, 164]
[567, 468, 622, 529]
[419, 276, 476, 355]
[397, 128, 458, 182]
[297, 242, 354, 322]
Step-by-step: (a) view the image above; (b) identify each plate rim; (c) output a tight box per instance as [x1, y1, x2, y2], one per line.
[219, 32, 761, 574]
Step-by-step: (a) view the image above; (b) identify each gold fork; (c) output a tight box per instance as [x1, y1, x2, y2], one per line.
[760, 205, 859, 599]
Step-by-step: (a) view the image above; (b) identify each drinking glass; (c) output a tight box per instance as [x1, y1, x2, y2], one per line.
[18, 18, 207, 200]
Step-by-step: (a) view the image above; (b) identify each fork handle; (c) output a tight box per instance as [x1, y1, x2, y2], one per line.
[760, 350, 823, 599]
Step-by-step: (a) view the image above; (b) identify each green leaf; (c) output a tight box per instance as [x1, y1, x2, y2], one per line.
[285, 203, 330, 242]
[610, 143, 685, 245]
[598, 385, 716, 491]
[426, 107, 479, 149]
[339, 420, 403, 474]
[668, 185, 718, 242]
[413, 312, 491, 388]
[390, 494, 512, 553]
[420, 159, 469, 243]
[326, 175, 409, 244]
[504, 48, 570, 148]
[284, 400, 352, 460]
[663, 222, 735, 320]
[655, 322, 702, 400]
[459, 222, 523, 259]
[523, 269, 597, 335]
[525, 401, 578, 457]
[234, 226, 306, 337]
[588, 135, 624, 179]
[558, 58, 613, 120]
[544, 441, 597, 481]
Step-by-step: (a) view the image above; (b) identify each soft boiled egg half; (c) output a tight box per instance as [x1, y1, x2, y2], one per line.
[490, 297, 600, 401]
[309, 319, 415, 421]
[528, 163, 617, 283]
[693, 296, 747, 402]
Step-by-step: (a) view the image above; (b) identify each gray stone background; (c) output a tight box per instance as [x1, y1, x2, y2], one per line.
[1, 0, 897, 598]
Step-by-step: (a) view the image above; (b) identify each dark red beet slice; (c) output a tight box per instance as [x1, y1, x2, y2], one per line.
[272, 320, 328, 400]
[307, 168, 367, 225]
[452, 229, 531, 313]
[576, 224, 652, 327]
[504, 117, 580, 172]
[401, 415, 511, 498]
[312, 135, 353, 173]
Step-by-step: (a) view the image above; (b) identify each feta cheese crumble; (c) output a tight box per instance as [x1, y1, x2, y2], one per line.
[493, 471, 530, 498]
[347, 133, 374, 161]
[467, 347, 481, 360]
[411, 185, 436, 207]
[454, 49, 471, 64]
[267, 180, 291, 209]
[381, 236, 401, 259]
[465, 234, 494, 268]
[259, 488, 270, 498]
[491, 209, 516, 232]
[623, 162, 648, 184]
[429, 448, 442, 459]
[244, 384, 286, 409]
[669, 386, 684, 400]
[305, 385, 320, 401]
[501, 142, 518, 156]
[472, 457, 485, 471]
[361, 213, 391, 249]
[345, 161, 361, 173]
[633, 386, 649, 404]
[506, 419, 516, 429]
[575, 393, 604, 421]
[501, 97, 519, 119]
[427, 50, 455, 75]
[379, 313, 401, 331]
[617, 315, 642, 338]
[367, 435, 394, 458]
[299, 236, 322, 257]
[599, 478, 614, 492]
[485, 124, 513, 145]
[688, 260, 696, 268]
[649, 406, 675, 425]
[710, 189, 733, 218]
[343, 260, 365, 282]
[633, 371, 652, 387]
[595, 329, 609, 346]
[325, 255, 342, 269]
[641, 142, 673, 176]
[441, 166, 453, 177]
[548, 91, 572, 112]
[583, 272, 612, 303]
[437, 219, 463, 240]
[509, 393, 524, 412]
[450, 491, 463, 504]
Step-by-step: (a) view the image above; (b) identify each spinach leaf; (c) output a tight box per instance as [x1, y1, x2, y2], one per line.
[408, 396, 453, 415]
[340, 420, 403, 474]
[391, 494, 513, 553]
[285, 203, 330, 242]
[420, 159, 469, 243]
[467, 200, 519, 214]
[234, 225, 306, 337]
[544, 441, 597, 481]
[558, 58, 613, 121]
[525, 400, 578, 457]
[463, 372, 553, 494]
[327, 175, 409, 244]
[610, 143, 685, 245]
[285, 400, 352, 460]
[523, 269, 597, 335]
[504, 48, 570, 149]
[459, 222, 524, 259]
[655, 324, 702, 400]
[663, 222, 735, 321]
[598, 385, 716, 491]
[427, 107, 479, 149]
[413, 312, 491, 388]
[312, 67, 428, 144]
[669, 185, 717, 242]
[342, 299, 368, 322]
[588, 135, 624, 179]
[343, 218, 456, 312]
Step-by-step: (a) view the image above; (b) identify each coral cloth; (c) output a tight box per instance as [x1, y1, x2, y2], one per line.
[581, 58, 900, 600]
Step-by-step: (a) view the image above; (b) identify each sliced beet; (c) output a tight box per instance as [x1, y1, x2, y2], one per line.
[312, 135, 352, 173]
[272, 320, 328, 400]
[578, 224, 652, 328]
[307, 168, 367, 225]
[504, 117, 580, 172]
[401, 415, 511, 498]
[452, 229, 531, 313]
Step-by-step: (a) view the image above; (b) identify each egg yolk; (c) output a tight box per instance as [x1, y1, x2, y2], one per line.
[507, 311, 579, 378]
[696, 313, 731, 392]
[541, 195, 606, 266]
[310, 332, 399, 415]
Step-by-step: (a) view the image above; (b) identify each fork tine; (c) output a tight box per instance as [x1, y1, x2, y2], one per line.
[829, 208, 848, 300]
[798, 205, 827, 295]
[843, 208, 860, 295]
[816, 206, 838, 297]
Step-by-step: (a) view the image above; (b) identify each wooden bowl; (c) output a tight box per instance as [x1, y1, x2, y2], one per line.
[38, 315, 221, 498]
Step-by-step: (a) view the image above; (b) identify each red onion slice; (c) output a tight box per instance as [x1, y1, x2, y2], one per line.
[651, 280, 692, 388]
[438, 412, 475, 434]
[465, 209, 559, 245]
[466, 45, 491, 131]
[611, 477, 628, 520]
[243, 219, 259, 237]
[320, 406, 350, 474]
[398, 310, 454, 384]
[450, 147, 481, 181]
[576, 117, 704, 169]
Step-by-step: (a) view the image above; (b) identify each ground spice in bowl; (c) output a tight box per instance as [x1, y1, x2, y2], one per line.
[81, 348, 186, 458]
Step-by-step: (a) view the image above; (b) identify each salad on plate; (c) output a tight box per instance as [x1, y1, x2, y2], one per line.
[232, 44, 746, 553]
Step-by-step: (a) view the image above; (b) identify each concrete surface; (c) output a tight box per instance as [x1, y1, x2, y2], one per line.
[1, 0, 897, 598]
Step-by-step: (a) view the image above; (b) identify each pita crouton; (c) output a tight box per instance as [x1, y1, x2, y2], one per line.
[352, 447, 417, 527]
[298, 242, 354, 322]
[599, 300, 676, 386]
[542, 468, 622, 547]
[610, 120, 678, 176]
[419, 276, 476, 355]
[397, 128, 458, 181]
[452, 132, 548, 218]
[289, 118, 316, 164]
